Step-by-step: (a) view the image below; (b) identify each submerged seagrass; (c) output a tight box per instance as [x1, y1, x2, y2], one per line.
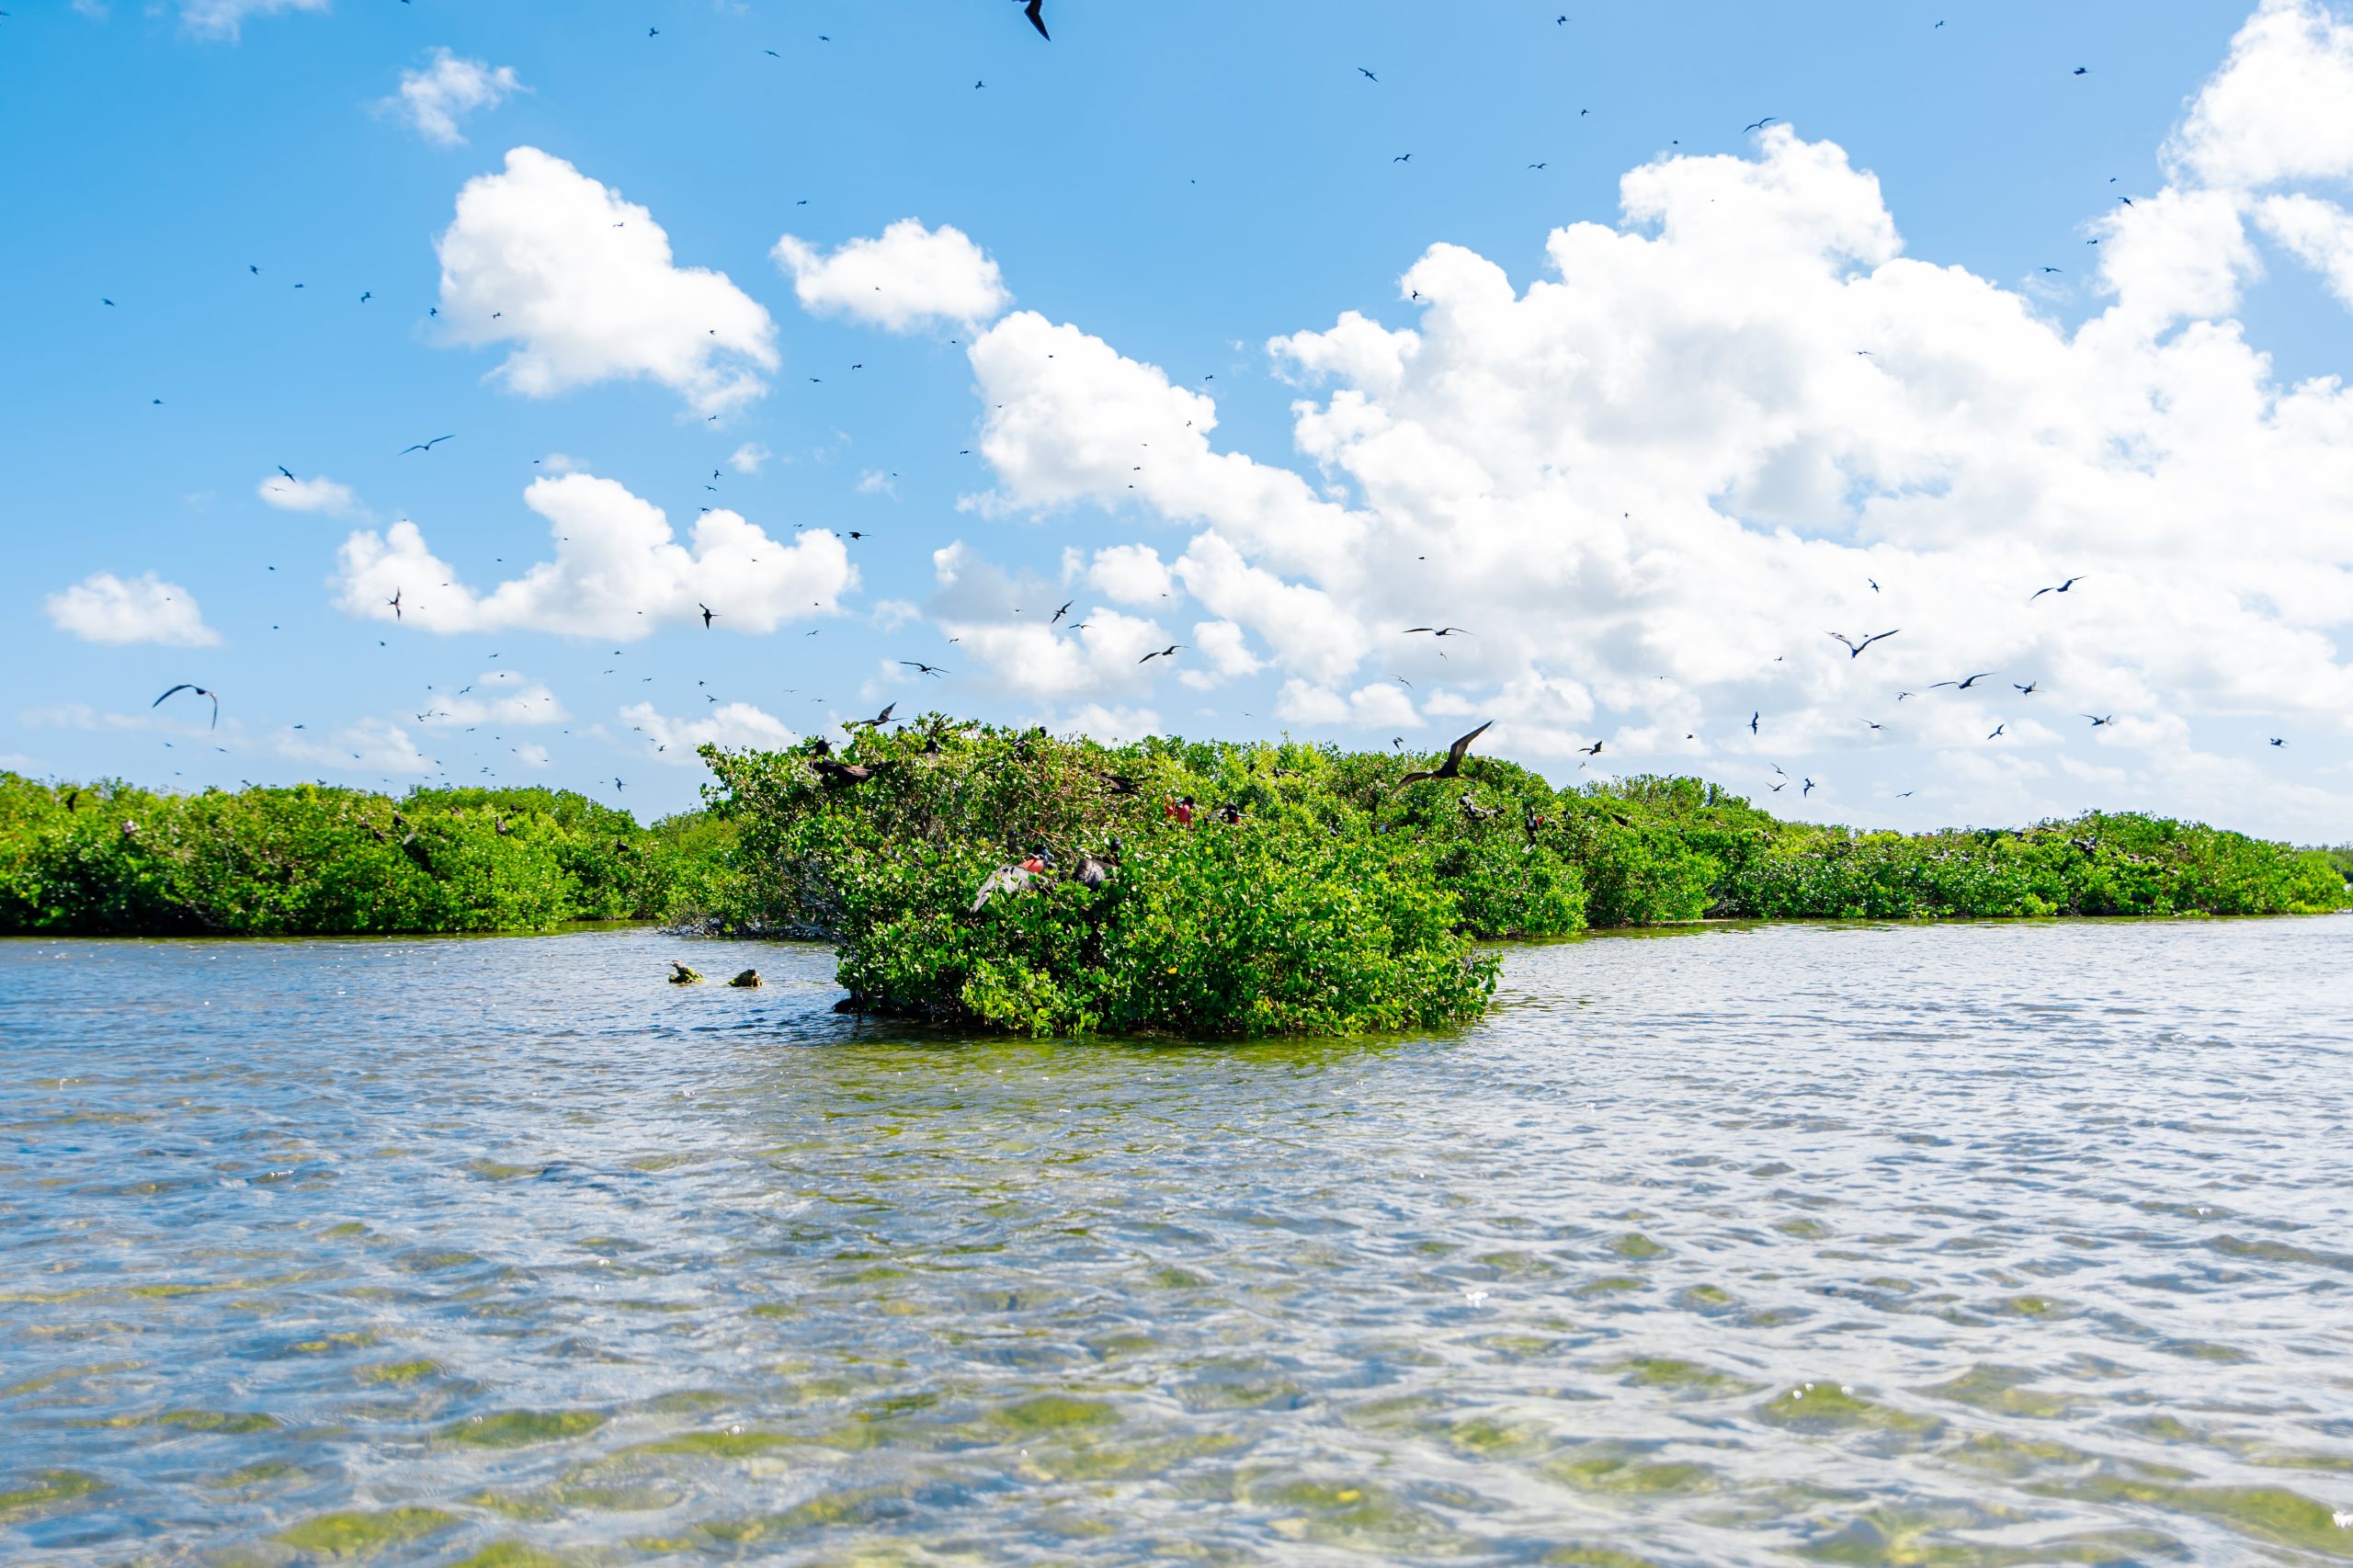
[3, 726, 2342, 1037]
[688, 719, 2349, 1035]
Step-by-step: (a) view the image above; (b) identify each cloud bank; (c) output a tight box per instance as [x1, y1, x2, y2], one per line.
[334, 472, 856, 640]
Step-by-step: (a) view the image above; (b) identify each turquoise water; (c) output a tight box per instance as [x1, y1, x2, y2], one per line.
[4, 919, 2351, 1565]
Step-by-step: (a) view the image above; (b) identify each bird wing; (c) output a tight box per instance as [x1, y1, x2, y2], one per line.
[153, 684, 194, 706]
[1827, 631, 1858, 651]
[1025, 0, 1048, 39]
[1445, 719, 1495, 767]
[1396, 768, 1438, 787]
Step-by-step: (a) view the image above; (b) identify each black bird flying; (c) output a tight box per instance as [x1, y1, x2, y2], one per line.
[1398, 721, 1493, 787]
[153, 684, 219, 729]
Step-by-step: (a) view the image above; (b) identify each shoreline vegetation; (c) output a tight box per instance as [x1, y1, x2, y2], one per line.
[5, 721, 2346, 1036]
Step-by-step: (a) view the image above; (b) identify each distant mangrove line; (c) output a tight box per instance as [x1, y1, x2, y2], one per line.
[3, 728, 2344, 1037]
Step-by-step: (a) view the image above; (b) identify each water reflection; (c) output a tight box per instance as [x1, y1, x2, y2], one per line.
[4, 918, 2351, 1564]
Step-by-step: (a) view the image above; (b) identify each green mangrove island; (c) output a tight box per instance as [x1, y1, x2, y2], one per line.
[5, 722, 2347, 1035]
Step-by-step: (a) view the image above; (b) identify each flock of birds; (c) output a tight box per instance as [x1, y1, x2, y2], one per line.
[102, 4, 2301, 815]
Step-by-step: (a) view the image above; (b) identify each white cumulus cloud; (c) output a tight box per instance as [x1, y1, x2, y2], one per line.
[419, 670, 565, 727]
[385, 49, 522, 148]
[773, 218, 1010, 332]
[728, 441, 771, 474]
[45, 572, 219, 647]
[620, 700, 798, 762]
[180, 0, 324, 40]
[436, 147, 778, 416]
[257, 472, 358, 515]
[926, 541, 1175, 699]
[334, 472, 855, 640]
[276, 719, 433, 775]
[936, 2, 2353, 839]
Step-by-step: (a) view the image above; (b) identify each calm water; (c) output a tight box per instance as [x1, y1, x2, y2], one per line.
[5, 920, 2353, 1566]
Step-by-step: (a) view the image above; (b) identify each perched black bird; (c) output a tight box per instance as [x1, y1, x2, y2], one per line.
[814, 758, 888, 789]
[1398, 720, 1493, 786]
[153, 684, 219, 729]
[1071, 841, 1121, 890]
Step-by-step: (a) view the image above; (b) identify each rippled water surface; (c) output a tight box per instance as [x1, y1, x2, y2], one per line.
[6, 920, 2353, 1566]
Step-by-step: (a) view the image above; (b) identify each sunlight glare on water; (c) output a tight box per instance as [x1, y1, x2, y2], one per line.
[4, 919, 2352, 1564]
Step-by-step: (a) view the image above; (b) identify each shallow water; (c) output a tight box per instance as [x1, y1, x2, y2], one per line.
[4, 919, 2352, 1566]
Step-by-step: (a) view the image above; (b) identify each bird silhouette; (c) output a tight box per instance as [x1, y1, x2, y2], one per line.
[399, 435, 455, 455]
[699, 603, 716, 629]
[899, 661, 949, 677]
[1139, 644, 1184, 664]
[2031, 575, 2086, 599]
[153, 684, 219, 729]
[1827, 629, 1899, 659]
[1024, 0, 1048, 40]
[1358, 66, 1379, 81]
[2086, 714, 2114, 726]
[1399, 721, 1493, 786]
[1930, 672, 1994, 690]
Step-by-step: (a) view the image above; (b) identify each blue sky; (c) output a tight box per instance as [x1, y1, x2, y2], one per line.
[8, 0, 2353, 839]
